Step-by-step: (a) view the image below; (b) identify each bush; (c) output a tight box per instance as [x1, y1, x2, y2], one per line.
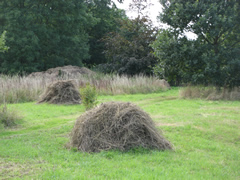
[80, 83, 98, 110]
[0, 103, 22, 128]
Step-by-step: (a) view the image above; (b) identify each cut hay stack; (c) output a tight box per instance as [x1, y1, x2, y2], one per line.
[70, 102, 172, 152]
[38, 80, 81, 104]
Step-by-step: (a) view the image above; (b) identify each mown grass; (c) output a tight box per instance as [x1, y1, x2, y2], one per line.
[0, 88, 239, 179]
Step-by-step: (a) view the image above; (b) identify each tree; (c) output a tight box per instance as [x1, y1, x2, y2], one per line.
[102, 16, 158, 75]
[0, 0, 95, 74]
[153, 0, 240, 87]
[84, 0, 126, 67]
[152, 29, 206, 85]
[0, 31, 9, 53]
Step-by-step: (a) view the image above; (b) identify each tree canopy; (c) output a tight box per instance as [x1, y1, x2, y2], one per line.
[0, 0, 129, 74]
[0, 0, 95, 74]
[84, 0, 126, 67]
[102, 16, 158, 75]
[152, 0, 240, 87]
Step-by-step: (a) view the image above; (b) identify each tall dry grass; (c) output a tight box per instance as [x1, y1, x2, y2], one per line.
[0, 102, 23, 128]
[180, 86, 240, 101]
[0, 73, 169, 104]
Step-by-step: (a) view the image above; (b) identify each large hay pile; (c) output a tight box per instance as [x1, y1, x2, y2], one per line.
[28, 65, 95, 78]
[38, 80, 81, 104]
[70, 102, 172, 152]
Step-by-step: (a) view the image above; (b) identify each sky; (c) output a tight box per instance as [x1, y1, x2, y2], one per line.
[113, 0, 163, 26]
[113, 0, 197, 39]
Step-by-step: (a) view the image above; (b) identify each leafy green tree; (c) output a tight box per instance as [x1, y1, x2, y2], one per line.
[0, 31, 9, 53]
[152, 29, 207, 86]
[0, 0, 95, 74]
[84, 0, 126, 67]
[102, 16, 158, 75]
[153, 0, 240, 87]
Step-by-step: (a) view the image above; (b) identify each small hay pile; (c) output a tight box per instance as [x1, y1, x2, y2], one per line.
[70, 102, 172, 152]
[38, 80, 81, 104]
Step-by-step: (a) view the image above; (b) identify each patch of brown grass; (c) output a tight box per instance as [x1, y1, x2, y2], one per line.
[156, 122, 184, 127]
[0, 102, 22, 128]
[0, 158, 43, 179]
[180, 86, 240, 101]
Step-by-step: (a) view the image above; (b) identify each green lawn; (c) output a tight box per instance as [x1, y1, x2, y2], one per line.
[0, 88, 239, 179]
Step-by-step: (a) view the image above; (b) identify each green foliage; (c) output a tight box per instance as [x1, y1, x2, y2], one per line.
[80, 83, 98, 110]
[102, 16, 158, 75]
[84, 0, 126, 67]
[0, 31, 9, 53]
[0, 0, 95, 74]
[0, 103, 22, 128]
[153, 0, 240, 87]
[152, 29, 205, 86]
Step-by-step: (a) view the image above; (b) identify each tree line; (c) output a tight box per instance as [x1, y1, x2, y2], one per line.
[0, 0, 120, 73]
[153, 0, 240, 88]
[0, 0, 239, 88]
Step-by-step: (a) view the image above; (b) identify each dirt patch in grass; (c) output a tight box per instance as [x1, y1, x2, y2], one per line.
[197, 113, 218, 117]
[192, 126, 208, 132]
[212, 106, 240, 111]
[156, 122, 184, 127]
[152, 114, 170, 120]
[142, 96, 177, 102]
[138, 96, 178, 107]
[0, 158, 43, 179]
[69, 101, 172, 152]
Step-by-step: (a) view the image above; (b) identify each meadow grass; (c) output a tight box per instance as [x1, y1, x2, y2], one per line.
[0, 103, 23, 129]
[180, 86, 240, 101]
[0, 73, 168, 104]
[0, 88, 239, 179]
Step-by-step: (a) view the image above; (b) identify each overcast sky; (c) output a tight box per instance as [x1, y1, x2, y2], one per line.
[113, 0, 197, 39]
[113, 0, 163, 26]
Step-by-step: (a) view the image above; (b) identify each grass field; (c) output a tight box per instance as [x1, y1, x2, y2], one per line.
[0, 88, 239, 179]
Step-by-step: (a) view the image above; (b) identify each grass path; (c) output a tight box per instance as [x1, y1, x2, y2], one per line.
[0, 88, 240, 179]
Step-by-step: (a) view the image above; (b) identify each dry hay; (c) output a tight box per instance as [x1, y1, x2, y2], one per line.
[28, 65, 95, 78]
[70, 102, 172, 152]
[180, 86, 240, 101]
[38, 80, 81, 104]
